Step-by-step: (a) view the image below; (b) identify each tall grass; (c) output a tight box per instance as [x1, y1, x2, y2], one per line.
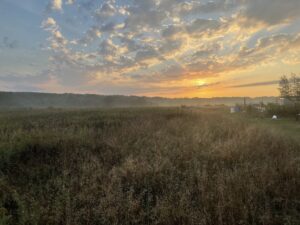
[0, 108, 299, 225]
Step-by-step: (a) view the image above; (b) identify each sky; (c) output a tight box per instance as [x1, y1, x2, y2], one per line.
[0, 0, 300, 98]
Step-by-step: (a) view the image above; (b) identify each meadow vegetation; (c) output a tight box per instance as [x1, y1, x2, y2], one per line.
[266, 103, 300, 119]
[0, 108, 299, 225]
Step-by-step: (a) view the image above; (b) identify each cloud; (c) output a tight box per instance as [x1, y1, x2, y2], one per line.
[197, 82, 221, 90]
[42, 17, 69, 51]
[41, 17, 57, 30]
[99, 39, 118, 58]
[161, 25, 184, 39]
[135, 48, 162, 63]
[40, 0, 300, 95]
[186, 19, 221, 34]
[229, 80, 279, 88]
[95, 2, 117, 20]
[239, 0, 300, 26]
[78, 26, 101, 45]
[66, 0, 74, 5]
[47, 0, 62, 11]
[235, 33, 300, 68]
[173, 0, 238, 17]
[191, 43, 222, 59]
[159, 39, 185, 56]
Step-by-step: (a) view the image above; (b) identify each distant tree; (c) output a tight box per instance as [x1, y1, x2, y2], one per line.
[279, 74, 300, 101]
[278, 75, 290, 98]
[279, 74, 300, 120]
[290, 73, 300, 102]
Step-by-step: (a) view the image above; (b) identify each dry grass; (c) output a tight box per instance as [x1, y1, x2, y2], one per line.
[0, 108, 299, 225]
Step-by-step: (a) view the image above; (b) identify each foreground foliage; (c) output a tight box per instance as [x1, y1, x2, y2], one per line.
[0, 108, 299, 225]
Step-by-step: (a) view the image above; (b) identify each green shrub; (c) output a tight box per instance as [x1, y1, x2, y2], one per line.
[266, 103, 300, 118]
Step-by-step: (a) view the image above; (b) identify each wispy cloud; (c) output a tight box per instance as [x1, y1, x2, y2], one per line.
[197, 82, 221, 89]
[41, 0, 300, 82]
[47, 0, 62, 12]
[229, 80, 279, 88]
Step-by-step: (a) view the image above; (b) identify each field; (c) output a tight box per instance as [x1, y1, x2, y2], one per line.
[0, 108, 300, 225]
[232, 113, 300, 142]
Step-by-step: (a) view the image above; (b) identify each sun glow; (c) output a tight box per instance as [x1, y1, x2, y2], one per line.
[195, 79, 207, 87]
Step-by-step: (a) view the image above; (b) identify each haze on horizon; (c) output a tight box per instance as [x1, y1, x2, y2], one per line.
[0, 0, 300, 98]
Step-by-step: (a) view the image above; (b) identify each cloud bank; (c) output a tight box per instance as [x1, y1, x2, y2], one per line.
[16, 0, 300, 96]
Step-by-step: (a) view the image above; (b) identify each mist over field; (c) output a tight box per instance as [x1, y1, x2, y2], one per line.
[0, 92, 278, 108]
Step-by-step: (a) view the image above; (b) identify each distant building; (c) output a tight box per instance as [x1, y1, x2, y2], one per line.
[256, 105, 266, 113]
[230, 106, 241, 113]
[279, 98, 295, 106]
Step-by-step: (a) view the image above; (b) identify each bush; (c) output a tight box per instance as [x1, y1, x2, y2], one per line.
[266, 103, 300, 118]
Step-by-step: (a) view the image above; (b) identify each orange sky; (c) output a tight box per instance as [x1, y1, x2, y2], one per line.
[1, 0, 300, 97]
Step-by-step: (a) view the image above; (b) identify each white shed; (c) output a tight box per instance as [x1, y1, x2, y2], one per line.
[230, 106, 240, 113]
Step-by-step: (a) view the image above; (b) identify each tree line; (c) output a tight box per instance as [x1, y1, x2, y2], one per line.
[279, 73, 300, 102]
[278, 73, 300, 120]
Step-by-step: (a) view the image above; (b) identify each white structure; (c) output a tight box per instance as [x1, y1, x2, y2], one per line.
[230, 106, 240, 113]
[256, 105, 266, 113]
[272, 115, 278, 120]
